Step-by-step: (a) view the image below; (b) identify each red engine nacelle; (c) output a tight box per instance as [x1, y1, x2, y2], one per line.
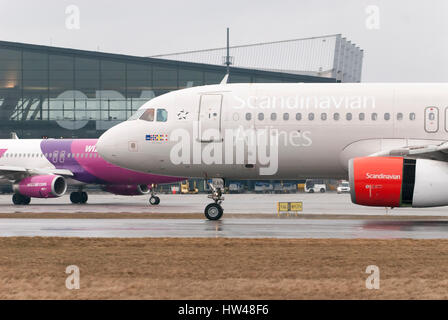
[13, 175, 67, 198]
[104, 184, 150, 196]
[349, 157, 448, 208]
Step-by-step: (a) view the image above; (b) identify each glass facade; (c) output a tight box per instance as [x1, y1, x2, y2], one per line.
[0, 40, 335, 138]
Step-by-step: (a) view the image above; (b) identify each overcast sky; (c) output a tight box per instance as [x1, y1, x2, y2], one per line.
[0, 0, 447, 82]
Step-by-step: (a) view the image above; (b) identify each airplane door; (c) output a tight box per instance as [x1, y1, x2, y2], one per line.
[52, 150, 59, 164]
[59, 150, 66, 164]
[425, 107, 439, 133]
[445, 108, 448, 132]
[198, 94, 223, 142]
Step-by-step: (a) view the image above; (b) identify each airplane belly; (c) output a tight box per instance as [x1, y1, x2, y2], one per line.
[156, 137, 346, 179]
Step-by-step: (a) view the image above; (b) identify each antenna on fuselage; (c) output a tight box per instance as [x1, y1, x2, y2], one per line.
[220, 74, 229, 85]
[10, 132, 19, 140]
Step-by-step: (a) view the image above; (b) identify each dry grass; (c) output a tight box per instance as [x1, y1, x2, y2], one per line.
[0, 237, 448, 299]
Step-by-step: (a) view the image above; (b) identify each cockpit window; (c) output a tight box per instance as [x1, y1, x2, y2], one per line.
[157, 109, 168, 122]
[140, 108, 155, 122]
[128, 109, 146, 121]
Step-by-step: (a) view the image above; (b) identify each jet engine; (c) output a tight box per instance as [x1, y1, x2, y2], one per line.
[349, 157, 448, 208]
[103, 184, 150, 196]
[13, 175, 67, 198]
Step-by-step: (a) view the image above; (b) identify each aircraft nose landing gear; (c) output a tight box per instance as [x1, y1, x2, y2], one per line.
[149, 195, 160, 205]
[205, 178, 225, 220]
[149, 184, 160, 205]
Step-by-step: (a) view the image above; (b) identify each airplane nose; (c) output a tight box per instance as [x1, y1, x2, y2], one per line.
[97, 126, 121, 164]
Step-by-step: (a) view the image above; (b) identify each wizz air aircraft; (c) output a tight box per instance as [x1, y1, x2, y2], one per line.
[97, 82, 448, 220]
[0, 137, 184, 205]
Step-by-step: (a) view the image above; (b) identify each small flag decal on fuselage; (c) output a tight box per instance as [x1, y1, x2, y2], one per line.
[146, 134, 168, 142]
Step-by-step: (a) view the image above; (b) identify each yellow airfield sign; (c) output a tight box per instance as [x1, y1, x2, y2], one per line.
[277, 201, 303, 216]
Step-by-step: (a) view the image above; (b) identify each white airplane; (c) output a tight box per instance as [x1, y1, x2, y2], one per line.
[97, 82, 448, 220]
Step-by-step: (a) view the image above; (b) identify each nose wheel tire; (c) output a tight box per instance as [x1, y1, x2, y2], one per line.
[205, 203, 223, 220]
[149, 196, 160, 205]
[70, 192, 88, 204]
[12, 194, 31, 205]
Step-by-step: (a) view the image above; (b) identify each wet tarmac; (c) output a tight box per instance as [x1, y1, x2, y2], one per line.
[1, 193, 448, 216]
[1, 193, 448, 238]
[1, 218, 448, 239]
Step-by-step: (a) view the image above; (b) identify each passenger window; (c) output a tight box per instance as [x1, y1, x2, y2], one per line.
[384, 113, 391, 121]
[270, 113, 277, 121]
[156, 109, 168, 122]
[283, 113, 289, 121]
[333, 113, 340, 121]
[429, 113, 435, 121]
[321, 113, 327, 121]
[410, 113, 416, 120]
[372, 113, 378, 121]
[245, 113, 252, 121]
[308, 113, 315, 121]
[140, 108, 155, 121]
[346, 113, 352, 121]
[258, 113, 264, 121]
[296, 113, 302, 121]
[397, 113, 403, 121]
[359, 113, 365, 120]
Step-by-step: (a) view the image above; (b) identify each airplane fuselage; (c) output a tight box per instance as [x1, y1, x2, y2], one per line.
[97, 83, 448, 180]
[0, 139, 183, 186]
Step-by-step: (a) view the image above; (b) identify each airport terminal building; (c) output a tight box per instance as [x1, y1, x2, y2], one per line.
[0, 35, 363, 192]
[0, 34, 362, 139]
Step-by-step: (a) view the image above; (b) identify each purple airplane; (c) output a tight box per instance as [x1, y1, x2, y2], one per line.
[0, 138, 184, 205]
